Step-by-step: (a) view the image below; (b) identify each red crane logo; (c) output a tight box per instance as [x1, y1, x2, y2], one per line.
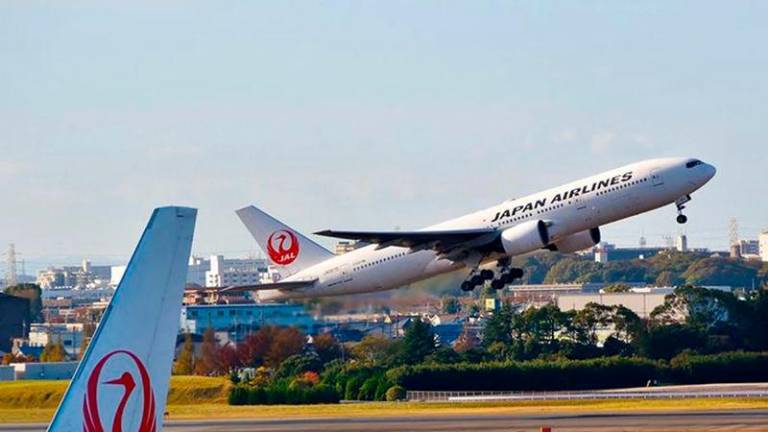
[267, 230, 300, 265]
[83, 350, 156, 432]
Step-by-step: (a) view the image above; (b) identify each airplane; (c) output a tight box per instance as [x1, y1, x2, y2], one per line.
[229, 157, 715, 302]
[47, 207, 196, 432]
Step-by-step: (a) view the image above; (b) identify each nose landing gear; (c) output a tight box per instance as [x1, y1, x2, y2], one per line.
[675, 195, 691, 224]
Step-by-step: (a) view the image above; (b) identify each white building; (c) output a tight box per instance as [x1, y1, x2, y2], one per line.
[110, 265, 126, 287]
[28, 323, 84, 358]
[558, 291, 669, 319]
[759, 231, 768, 262]
[594, 242, 610, 263]
[205, 255, 269, 288]
[188, 256, 211, 286]
[675, 235, 688, 252]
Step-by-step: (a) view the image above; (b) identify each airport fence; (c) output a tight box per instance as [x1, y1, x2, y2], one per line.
[406, 389, 768, 402]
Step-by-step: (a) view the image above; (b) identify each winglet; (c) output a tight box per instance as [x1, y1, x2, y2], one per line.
[47, 207, 197, 432]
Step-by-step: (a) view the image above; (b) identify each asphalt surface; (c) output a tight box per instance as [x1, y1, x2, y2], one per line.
[5, 410, 768, 432]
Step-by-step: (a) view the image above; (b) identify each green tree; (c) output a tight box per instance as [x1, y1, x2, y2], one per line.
[351, 335, 399, 365]
[603, 283, 631, 293]
[276, 352, 322, 378]
[635, 323, 705, 359]
[655, 271, 681, 287]
[173, 332, 196, 375]
[397, 318, 435, 365]
[571, 302, 613, 345]
[683, 257, 758, 287]
[481, 301, 515, 348]
[441, 296, 460, 314]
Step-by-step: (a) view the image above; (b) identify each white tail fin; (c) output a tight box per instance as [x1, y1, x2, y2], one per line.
[47, 207, 196, 432]
[236, 205, 333, 277]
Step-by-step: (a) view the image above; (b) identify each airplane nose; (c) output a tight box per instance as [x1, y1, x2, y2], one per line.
[703, 162, 717, 180]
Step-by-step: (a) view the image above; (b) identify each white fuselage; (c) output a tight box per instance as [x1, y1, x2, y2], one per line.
[259, 157, 716, 301]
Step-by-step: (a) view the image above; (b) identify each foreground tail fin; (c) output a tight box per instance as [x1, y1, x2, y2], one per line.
[236, 205, 334, 277]
[48, 207, 197, 432]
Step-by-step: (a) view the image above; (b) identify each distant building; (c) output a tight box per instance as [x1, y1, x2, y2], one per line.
[180, 303, 318, 341]
[0, 293, 30, 353]
[182, 287, 251, 305]
[335, 241, 357, 255]
[558, 286, 733, 319]
[187, 256, 211, 286]
[594, 242, 610, 263]
[28, 323, 84, 358]
[36, 260, 113, 289]
[205, 255, 268, 288]
[675, 235, 688, 252]
[110, 265, 126, 287]
[557, 291, 669, 319]
[738, 240, 760, 256]
[590, 242, 666, 263]
[759, 231, 768, 262]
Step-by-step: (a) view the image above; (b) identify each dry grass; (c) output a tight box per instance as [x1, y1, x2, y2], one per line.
[0, 375, 229, 413]
[2, 397, 768, 424]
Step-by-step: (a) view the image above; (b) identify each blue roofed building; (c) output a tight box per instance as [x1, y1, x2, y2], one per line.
[180, 303, 319, 342]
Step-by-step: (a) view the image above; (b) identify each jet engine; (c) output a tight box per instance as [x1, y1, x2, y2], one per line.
[548, 228, 601, 253]
[497, 220, 550, 256]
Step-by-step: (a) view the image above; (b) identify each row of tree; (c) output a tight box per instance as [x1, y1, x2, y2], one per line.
[509, 251, 768, 288]
[480, 286, 768, 361]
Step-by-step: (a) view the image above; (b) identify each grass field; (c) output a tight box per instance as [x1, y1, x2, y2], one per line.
[2, 378, 768, 424]
[0, 376, 230, 412]
[1, 396, 768, 424]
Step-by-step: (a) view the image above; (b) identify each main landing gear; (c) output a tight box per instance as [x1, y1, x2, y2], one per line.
[675, 195, 691, 224]
[460, 259, 524, 292]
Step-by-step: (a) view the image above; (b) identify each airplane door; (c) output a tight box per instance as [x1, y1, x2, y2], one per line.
[651, 169, 664, 187]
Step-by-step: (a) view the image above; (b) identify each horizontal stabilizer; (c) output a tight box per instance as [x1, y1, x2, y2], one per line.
[218, 279, 317, 293]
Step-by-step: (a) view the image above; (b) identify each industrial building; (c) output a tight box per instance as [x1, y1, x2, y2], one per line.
[27, 323, 85, 358]
[204, 255, 269, 288]
[180, 303, 318, 341]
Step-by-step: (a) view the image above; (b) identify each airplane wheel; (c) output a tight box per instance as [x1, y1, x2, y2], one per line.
[509, 268, 524, 279]
[676, 214, 688, 224]
[470, 275, 484, 286]
[480, 269, 494, 280]
[499, 273, 512, 284]
[460, 281, 474, 292]
[491, 279, 505, 290]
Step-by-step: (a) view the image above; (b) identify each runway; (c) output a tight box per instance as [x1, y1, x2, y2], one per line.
[5, 410, 768, 431]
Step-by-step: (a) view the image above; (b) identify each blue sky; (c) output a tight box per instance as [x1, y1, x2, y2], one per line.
[1, 2, 766, 270]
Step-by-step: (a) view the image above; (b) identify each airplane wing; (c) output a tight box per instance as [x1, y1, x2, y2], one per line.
[218, 279, 317, 293]
[314, 228, 499, 254]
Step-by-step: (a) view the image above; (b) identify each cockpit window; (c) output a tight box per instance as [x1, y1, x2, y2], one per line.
[686, 159, 703, 168]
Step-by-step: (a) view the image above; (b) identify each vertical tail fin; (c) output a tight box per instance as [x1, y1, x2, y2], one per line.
[236, 205, 334, 278]
[47, 207, 197, 432]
